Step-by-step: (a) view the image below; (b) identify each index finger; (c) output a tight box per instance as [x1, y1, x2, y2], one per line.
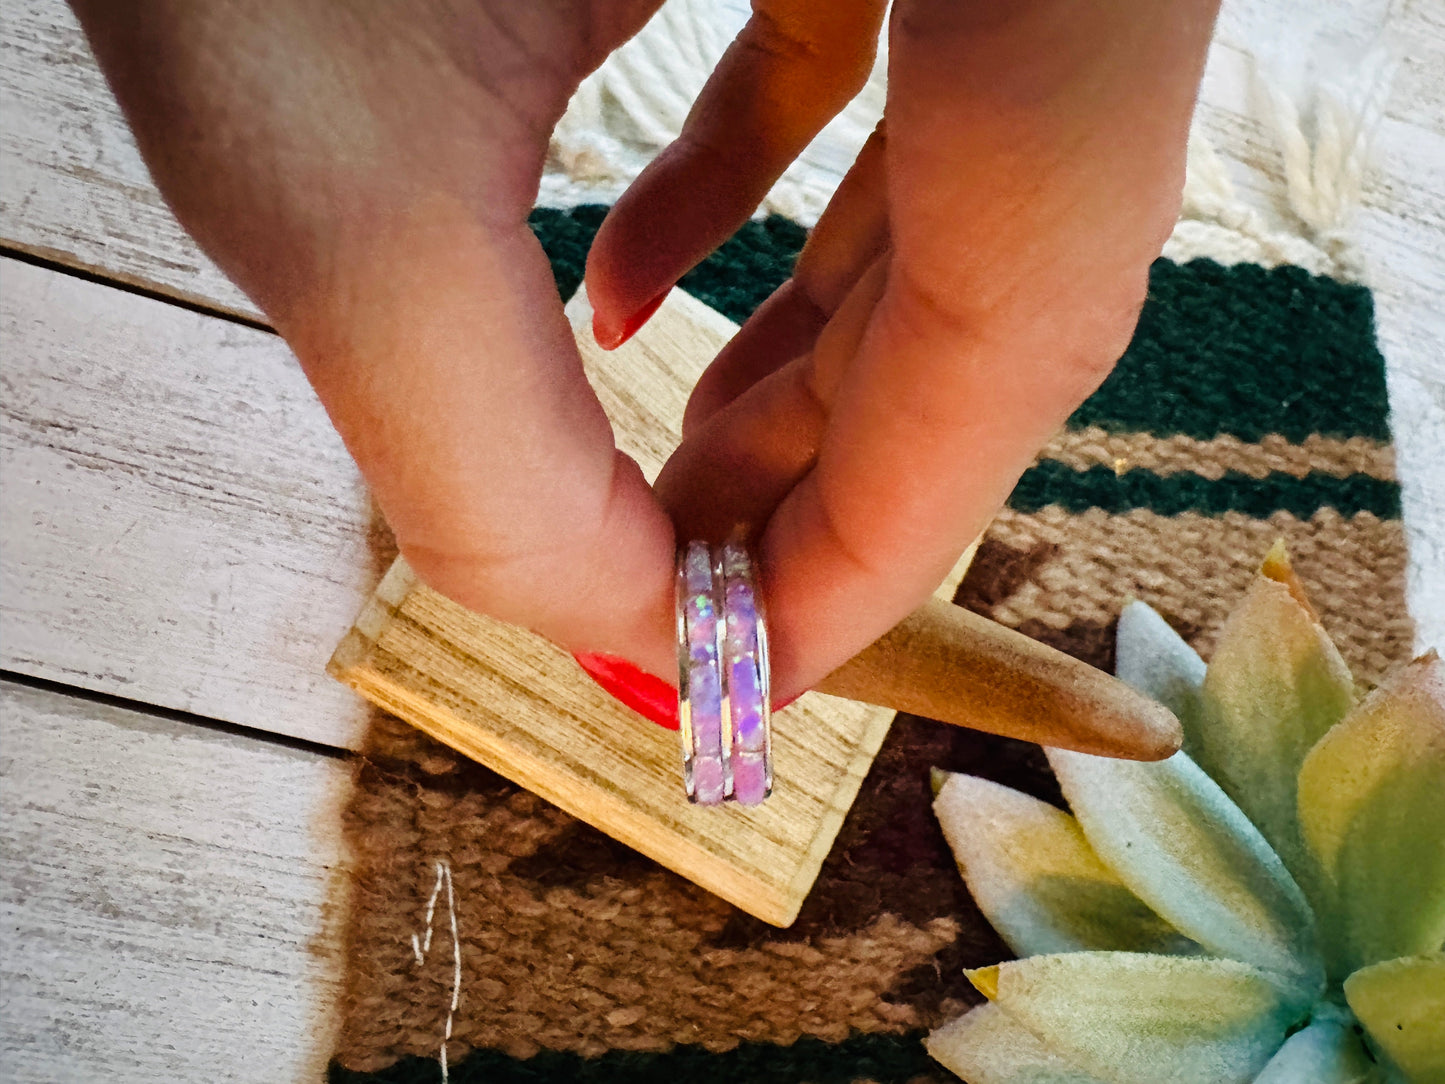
[661, 0, 1218, 698]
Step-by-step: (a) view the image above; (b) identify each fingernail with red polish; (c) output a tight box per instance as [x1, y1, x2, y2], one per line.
[573, 652, 679, 729]
[593, 290, 668, 351]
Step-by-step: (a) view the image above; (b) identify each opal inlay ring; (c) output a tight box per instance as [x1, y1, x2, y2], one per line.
[675, 541, 773, 806]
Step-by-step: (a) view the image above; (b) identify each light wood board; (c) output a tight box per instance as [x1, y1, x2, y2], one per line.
[0, 677, 349, 1083]
[0, 256, 379, 749]
[328, 287, 975, 926]
[332, 558, 895, 927]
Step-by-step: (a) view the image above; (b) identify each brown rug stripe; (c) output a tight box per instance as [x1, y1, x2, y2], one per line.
[334, 741, 960, 1073]
[967, 507, 1412, 684]
[1039, 428, 1396, 481]
[334, 508, 1415, 1076]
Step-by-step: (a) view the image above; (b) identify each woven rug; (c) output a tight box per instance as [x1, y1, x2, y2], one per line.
[325, 206, 1414, 1083]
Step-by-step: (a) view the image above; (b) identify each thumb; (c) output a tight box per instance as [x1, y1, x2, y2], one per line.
[281, 204, 680, 679]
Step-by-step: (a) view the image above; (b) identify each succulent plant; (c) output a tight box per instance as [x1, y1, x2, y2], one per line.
[928, 545, 1444, 1084]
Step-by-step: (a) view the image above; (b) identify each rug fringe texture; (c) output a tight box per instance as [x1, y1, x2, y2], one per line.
[543, 0, 1396, 283]
[1170, 39, 1396, 278]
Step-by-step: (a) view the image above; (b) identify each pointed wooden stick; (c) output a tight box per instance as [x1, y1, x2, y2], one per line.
[815, 598, 1183, 761]
[555, 287, 1176, 762]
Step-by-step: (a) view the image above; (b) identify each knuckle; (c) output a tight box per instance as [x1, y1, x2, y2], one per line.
[1040, 273, 1150, 404]
[748, 7, 879, 98]
[1090, 270, 1152, 362]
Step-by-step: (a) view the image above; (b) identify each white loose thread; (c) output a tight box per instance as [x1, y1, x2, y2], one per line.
[411, 861, 461, 1084]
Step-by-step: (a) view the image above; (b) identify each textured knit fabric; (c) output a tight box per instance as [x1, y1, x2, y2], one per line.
[329, 206, 1413, 1083]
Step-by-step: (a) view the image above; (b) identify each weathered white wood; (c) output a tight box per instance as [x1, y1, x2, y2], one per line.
[0, 0, 260, 319]
[0, 257, 378, 749]
[331, 559, 900, 928]
[0, 678, 349, 1083]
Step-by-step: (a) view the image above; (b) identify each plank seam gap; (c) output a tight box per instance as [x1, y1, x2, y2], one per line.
[0, 669, 351, 760]
[0, 245, 275, 333]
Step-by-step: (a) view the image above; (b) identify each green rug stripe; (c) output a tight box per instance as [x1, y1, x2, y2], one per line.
[329, 1031, 936, 1084]
[529, 207, 1390, 445]
[528, 205, 805, 325]
[1078, 258, 1391, 443]
[1009, 461, 1401, 519]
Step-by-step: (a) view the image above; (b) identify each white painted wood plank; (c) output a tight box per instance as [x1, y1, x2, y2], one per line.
[1365, 210, 1445, 656]
[1, 257, 376, 749]
[0, 678, 349, 1083]
[0, 0, 261, 319]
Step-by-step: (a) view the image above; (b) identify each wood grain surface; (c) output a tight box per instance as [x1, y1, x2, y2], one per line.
[332, 559, 897, 927]
[0, 257, 380, 749]
[0, 0, 261, 319]
[0, 677, 349, 1083]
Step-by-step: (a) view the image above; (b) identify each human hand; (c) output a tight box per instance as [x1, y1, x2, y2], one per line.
[68, 0, 693, 681]
[71, 0, 1217, 703]
[590, 0, 1219, 695]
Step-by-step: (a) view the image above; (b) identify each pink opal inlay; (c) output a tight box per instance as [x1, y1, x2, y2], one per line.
[693, 757, 726, 805]
[732, 755, 769, 806]
[676, 540, 771, 806]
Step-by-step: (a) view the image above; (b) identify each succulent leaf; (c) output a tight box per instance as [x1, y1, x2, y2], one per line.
[1297, 652, 1445, 976]
[1115, 601, 1208, 758]
[1343, 953, 1445, 1084]
[971, 952, 1302, 1084]
[925, 1003, 1108, 1084]
[1047, 747, 1322, 994]
[1260, 538, 1322, 618]
[934, 772, 1195, 957]
[1195, 567, 1356, 884]
[1250, 1009, 1374, 1084]
[926, 546, 1441, 1084]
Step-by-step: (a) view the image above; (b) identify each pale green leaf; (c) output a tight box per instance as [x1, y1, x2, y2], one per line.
[1048, 748, 1321, 993]
[972, 952, 1301, 1084]
[935, 772, 1194, 957]
[926, 1003, 1107, 1084]
[1115, 601, 1207, 758]
[1251, 1008, 1374, 1084]
[1196, 574, 1356, 882]
[1298, 653, 1445, 976]
[1344, 953, 1445, 1084]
